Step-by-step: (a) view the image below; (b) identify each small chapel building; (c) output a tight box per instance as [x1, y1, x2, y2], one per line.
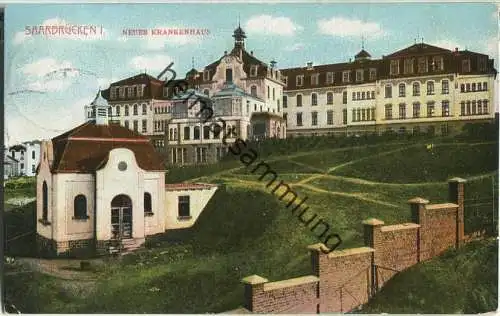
[36, 91, 218, 257]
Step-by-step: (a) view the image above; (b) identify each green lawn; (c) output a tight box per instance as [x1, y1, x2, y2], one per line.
[4, 138, 498, 313]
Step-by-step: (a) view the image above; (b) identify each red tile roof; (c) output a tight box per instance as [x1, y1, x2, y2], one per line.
[164, 183, 218, 191]
[50, 121, 165, 173]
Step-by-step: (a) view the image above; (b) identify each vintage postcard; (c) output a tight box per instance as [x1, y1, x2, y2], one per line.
[3, 2, 499, 314]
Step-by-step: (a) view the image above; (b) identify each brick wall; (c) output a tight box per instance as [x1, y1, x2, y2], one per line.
[238, 177, 468, 313]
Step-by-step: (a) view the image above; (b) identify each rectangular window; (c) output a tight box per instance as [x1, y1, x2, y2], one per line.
[342, 91, 347, 104]
[250, 65, 258, 77]
[296, 94, 303, 107]
[385, 104, 393, 120]
[178, 196, 190, 218]
[119, 87, 125, 98]
[462, 59, 471, 73]
[226, 68, 233, 83]
[283, 96, 288, 108]
[127, 86, 134, 98]
[390, 60, 400, 75]
[296, 112, 303, 126]
[385, 85, 392, 98]
[326, 72, 334, 84]
[32, 150, 35, 159]
[442, 80, 449, 94]
[110, 87, 117, 100]
[311, 112, 318, 126]
[311, 74, 319, 86]
[413, 103, 421, 118]
[404, 58, 414, 74]
[432, 56, 444, 71]
[427, 103, 435, 117]
[399, 84, 406, 97]
[342, 109, 347, 124]
[352, 92, 356, 101]
[282, 76, 288, 86]
[32, 165, 35, 173]
[327, 110, 333, 125]
[427, 82, 435, 95]
[283, 113, 288, 125]
[418, 57, 428, 73]
[142, 119, 147, 133]
[342, 71, 350, 83]
[124, 121, 129, 129]
[442, 101, 450, 117]
[326, 92, 333, 105]
[133, 120, 138, 132]
[399, 103, 406, 119]
[203, 70, 210, 81]
[356, 69, 364, 82]
[138, 85, 144, 98]
[369, 68, 377, 80]
[296, 75, 304, 86]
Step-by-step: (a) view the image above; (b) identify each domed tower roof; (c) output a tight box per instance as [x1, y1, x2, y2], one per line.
[233, 24, 247, 49]
[90, 89, 109, 107]
[354, 49, 371, 61]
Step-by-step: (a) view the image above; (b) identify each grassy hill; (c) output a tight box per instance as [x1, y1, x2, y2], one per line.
[4, 137, 498, 313]
[360, 238, 498, 314]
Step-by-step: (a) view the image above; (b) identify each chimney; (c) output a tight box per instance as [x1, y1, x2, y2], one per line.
[224, 50, 227, 56]
[251, 51, 254, 55]
[306, 61, 313, 70]
[455, 47, 459, 52]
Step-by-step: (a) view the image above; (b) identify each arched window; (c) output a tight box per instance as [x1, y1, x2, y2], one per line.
[413, 82, 420, 96]
[144, 192, 152, 214]
[398, 83, 406, 97]
[311, 93, 318, 106]
[250, 85, 257, 97]
[194, 126, 200, 140]
[42, 181, 48, 221]
[142, 104, 147, 115]
[184, 126, 190, 140]
[226, 125, 232, 138]
[74, 195, 87, 219]
[427, 81, 435, 95]
[203, 126, 211, 139]
[133, 104, 138, 115]
[169, 128, 173, 140]
[173, 128, 177, 140]
[213, 124, 222, 138]
[326, 92, 333, 105]
[125, 105, 129, 116]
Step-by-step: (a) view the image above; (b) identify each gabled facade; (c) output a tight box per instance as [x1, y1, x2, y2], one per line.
[8, 141, 41, 177]
[281, 43, 496, 137]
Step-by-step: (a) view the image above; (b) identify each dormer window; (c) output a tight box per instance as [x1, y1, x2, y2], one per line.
[355, 69, 364, 82]
[418, 57, 428, 73]
[369, 68, 377, 80]
[119, 87, 125, 98]
[127, 86, 133, 98]
[404, 58, 414, 74]
[432, 56, 444, 71]
[342, 71, 350, 83]
[203, 70, 210, 82]
[296, 75, 304, 86]
[282, 76, 288, 86]
[311, 73, 319, 86]
[462, 59, 471, 73]
[390, 60, 400, 76]
[110, 87, 117, 100]
[137, 85, 144, 98]
[250, 65, 258, 77]
[326, 72, 334, 84]
[163, 87, 169, 98]
[478, 57, 487, 71]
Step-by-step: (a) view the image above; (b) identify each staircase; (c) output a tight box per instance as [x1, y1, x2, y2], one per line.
[107, 238, 143, 255]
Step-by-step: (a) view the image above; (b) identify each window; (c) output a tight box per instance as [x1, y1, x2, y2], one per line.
[272, 88, 275, 100]
[31, 164, 35, 173]
[178, 196, 190, 218]
[460, 84, 465, 92]
[327, 110, 333, 125]
[142, 120, 147, 133]
[472, 83, 476, 91]
[385, 104, 393, 120]
[342, 71, 350, 83]
[352, 92, 356, 101]
[42, 181, 48, 222]
[203, 126, 211, 139]
[427, 81, 435, 95]
[133, 104, 138, 115]
[477, 82, 482, 91]
[385, 85, 392, 98]
[144, 192, 152, 214]
[442, 100, 450, 117]
[466, 101, 471, 115]
[125, 105, 129, 116]
[369, 68, 377, 80]
[138, 85, 144, 98]
[124, 121, 129, 129]
[413, 102, 421, 118]
[127, 86, 133, 98]
[399, 103, 406, 119]
[20, 163, 24, 170]
[250, 65, 258, 77]
[404, 58, 414, 74]
[296, 112, 303, 126]
[133, 120, 138, 132]
[311, 74, 319, 85]
[110, 87, 117, 100]
[116, 106, 121, 116]
[442, 80, 449, 94]
[32, 150, 35, 159]
[250, 85, 257, 97]
[326, 72, 334, 84]
[432, 56, 443, 71]
[398, 83, 406, 97]
[427, 102, 435, 117]
[119, 87, 125, 98]
[184, 126, 190, 140]
[460, 101, 466, 116]
[283, 76, 288, 86]
[478, 100, 483, 114]
[356, 69, 364, 82]
[327, 92, 333, 105]
[356, 92, 360, 100]
[342, 91, 347, 104]
[296, 75, 304, 86]
[311, 93, 318, 106]
[283, 113, 288, 125]
[361, 92, 366, 100]
[412, 82, 420, 96]
[283, 96, 288, 108]
[311, 112, 318, 126]
[462, 59, 471, 72]
[390, 60, 400, 75]
[267, 86, 270, 99]
[142, 104, 147, 115]
[296, 94, 303, 107]
[478, 57, 487, 71]
[203, 70, 210, 81]
[194, 126, 200, 139]
[74, 195, 87, 219]
[342, 109, 347, 125]
[418, 57, 428, 73]
[371, 91, 375, 99]
[483, 100, 489, 114]
[466, 83, 471, 92]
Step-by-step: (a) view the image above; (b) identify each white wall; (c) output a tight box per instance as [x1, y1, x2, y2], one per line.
[165, 186, 218, 229]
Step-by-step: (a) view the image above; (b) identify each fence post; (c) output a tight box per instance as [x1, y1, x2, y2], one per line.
[448, 177, 466, 248]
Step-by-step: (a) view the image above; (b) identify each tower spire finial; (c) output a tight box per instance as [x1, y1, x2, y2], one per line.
[191, 56, 195, 69]
[361, 35, 365, 50]
[238, 14, 240, 28]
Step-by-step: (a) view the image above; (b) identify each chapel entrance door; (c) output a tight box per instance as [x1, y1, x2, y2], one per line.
[110, 195, 133, 240]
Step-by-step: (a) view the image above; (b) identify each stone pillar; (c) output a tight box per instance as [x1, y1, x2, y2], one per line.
[241, 275, 269, 312]
[408, 197, 429, 262]
[449, 177, 466, 248]
[362, 218, 384, 294]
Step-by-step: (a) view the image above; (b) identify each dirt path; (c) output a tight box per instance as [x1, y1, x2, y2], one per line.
[17, 257, 100, 281]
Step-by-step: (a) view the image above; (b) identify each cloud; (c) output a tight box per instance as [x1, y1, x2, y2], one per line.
[96, 76, 120, 89]
[13, 31, 32, 45]
[245, 15, 302, 36]
[284, 43, 305, 51]
[129, 54, 173, 72]
[430, 39, 462, 51]
[21, 57, 73, 77]
[317, 17, 385, 38]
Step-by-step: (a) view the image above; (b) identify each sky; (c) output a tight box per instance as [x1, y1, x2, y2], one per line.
[4, 2, 499, 144]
